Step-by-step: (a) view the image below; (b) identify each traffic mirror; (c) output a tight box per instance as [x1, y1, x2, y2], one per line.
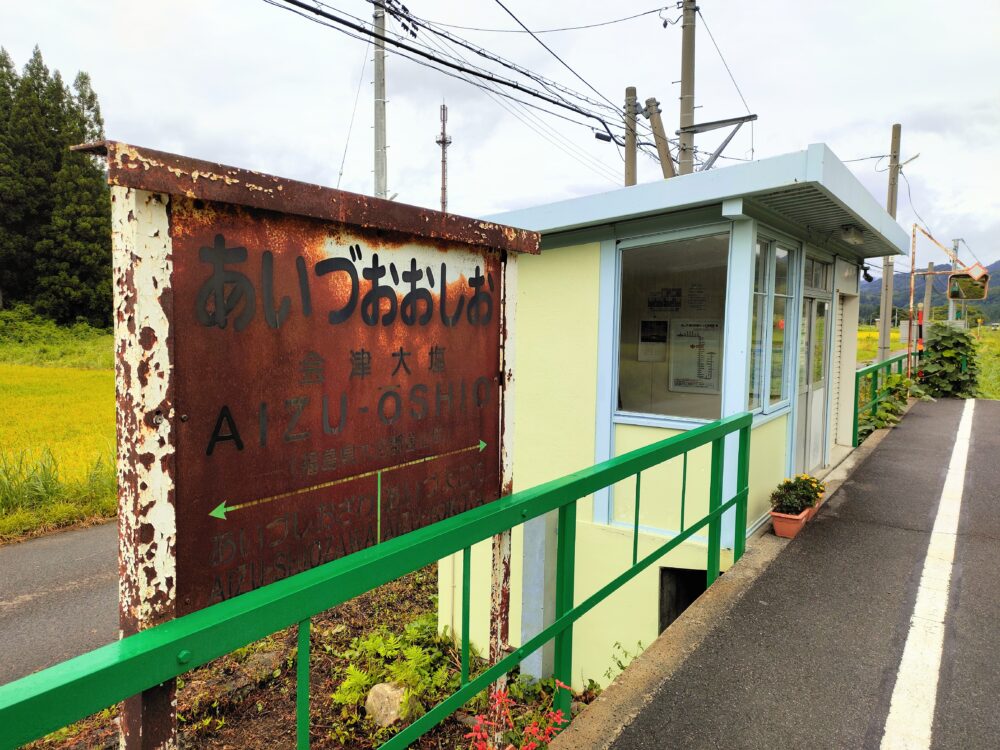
[947, 272, 990, 301]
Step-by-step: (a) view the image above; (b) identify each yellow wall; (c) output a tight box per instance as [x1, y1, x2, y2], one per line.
[438, 242, 602, 653]
[747, 415, 788, 527]
[437, 239, 793, 688]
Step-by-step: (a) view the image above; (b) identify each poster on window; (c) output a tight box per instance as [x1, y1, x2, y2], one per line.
[638, 319, 668, 362]
[669, 319, 722, 393]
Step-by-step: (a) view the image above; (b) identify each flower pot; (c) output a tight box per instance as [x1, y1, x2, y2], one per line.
[805, 504, 818, 521]
[770, 508, 810, 539]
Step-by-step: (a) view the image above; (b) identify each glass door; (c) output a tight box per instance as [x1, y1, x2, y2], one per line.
[795, 298, 830, 474]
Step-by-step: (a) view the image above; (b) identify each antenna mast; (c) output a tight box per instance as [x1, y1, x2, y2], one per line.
[435, 103, 452, 213]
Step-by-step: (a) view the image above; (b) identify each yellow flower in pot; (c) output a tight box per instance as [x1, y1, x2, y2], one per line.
[769, 474, 826, 539]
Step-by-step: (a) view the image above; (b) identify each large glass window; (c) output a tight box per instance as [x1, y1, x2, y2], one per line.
[749, 238, 796, 413]
[617, 233, 729, 420]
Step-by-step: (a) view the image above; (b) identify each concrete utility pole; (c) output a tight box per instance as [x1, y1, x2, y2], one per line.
[877, 123, 901, 361]
[625, 87, 637, 186]
[435, 103, 451, 213]
[948, 239, 959, 321]
[645, 97, 677, 179]
[373, 0, 388, 199]
[677, 0, 697, 175]
[923, 262, 934, 321]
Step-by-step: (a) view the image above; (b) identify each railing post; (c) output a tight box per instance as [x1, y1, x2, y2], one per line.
[297, 618, 310, 750]
[706, 437, 724, 586]
[733, 425, 750, 562]
[853, 370, 861, 447]
[631, 472, 642, 566]
[461, 546, 471, 685]
[553, 502, 577, 719]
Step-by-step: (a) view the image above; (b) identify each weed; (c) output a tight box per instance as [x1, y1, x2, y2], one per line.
[0, 448, 116, 541]
[0, 305, 112, 370]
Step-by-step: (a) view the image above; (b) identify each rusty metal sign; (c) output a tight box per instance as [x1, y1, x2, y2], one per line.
[87, 140, 536, 748]
[91, 141, 536, 615]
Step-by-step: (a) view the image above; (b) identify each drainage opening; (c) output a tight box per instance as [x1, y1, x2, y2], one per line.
[659, 567, 708, 633]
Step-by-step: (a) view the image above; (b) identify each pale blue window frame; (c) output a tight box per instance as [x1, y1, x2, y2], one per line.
[750, 235, 799, 416]
[611, 223, 733, 431]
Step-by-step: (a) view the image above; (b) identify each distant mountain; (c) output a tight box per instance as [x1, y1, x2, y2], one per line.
[859, 259, 1000, 323]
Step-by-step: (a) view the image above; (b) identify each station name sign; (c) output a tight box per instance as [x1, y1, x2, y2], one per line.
[99, 141, 537, 617]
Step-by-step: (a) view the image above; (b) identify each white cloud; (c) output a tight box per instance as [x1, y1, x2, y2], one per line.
[3, 0, 998, 265]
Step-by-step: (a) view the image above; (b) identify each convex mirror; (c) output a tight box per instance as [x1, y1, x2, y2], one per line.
[947, 272, 990, 301]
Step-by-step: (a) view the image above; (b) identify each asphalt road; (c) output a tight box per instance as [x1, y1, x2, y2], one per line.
[0, 521, 118, 684]
[611, 399, 1000, 750]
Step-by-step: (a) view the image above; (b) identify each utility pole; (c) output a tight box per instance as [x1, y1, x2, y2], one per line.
[625, 87, 637, 186]
[923, 262, 934, 321]
[435, 103, 451, 213]
[645, 97, 677, 179]
[373, 0, 388, 199]
[948, 239, 959, 321]
[877, 123, 901, 361]
[677, 0, 697, 175]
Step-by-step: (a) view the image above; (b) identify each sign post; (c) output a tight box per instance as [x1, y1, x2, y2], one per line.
[88, 141, 537, 748]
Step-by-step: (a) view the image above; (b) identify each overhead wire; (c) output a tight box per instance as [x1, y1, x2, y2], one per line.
[899, 168, 933, 236]
[959, 238, 985, 267]
[336, 39, 371, 189]
[358, 0, 625, 121]
[422, 7, 671, 34]
[491, 0, 621, 112]
[696, 7, 754, 160]
[384, 13, 622, 184]
[267, 0, 623, 138]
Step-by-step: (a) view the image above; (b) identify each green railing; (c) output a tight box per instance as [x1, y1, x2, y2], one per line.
[0, 412, 752, 750]
[852, 351, 916, 446]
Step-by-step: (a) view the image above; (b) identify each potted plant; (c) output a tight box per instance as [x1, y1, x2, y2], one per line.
[769, 474, 825, 539]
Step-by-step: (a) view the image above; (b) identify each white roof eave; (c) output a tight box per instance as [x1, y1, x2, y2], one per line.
[485, 144, 908, 258]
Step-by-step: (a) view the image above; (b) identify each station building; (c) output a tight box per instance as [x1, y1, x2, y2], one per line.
[439, 144, 908, 685]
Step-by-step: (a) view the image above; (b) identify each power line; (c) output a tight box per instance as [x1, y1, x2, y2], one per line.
[959, 238, 985, 267]
[336, 39, 371, 189]
[696, 7, 754, 159]
[899, 168, 932, 235]
[424, 7, 669, 34]
[843, 153, 890, 163]
[491, 0, 619, 111]
[360, 0, 624, 119]
[386, 14, 621, 183]
[267, 0, 622, 138]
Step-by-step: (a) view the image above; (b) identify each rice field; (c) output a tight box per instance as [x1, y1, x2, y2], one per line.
[0, 364, 115, 477]
[0, 308, 117, 541]
[856, 324, 904, 364]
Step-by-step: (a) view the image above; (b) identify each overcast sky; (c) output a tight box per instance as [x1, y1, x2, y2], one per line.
[4, 0, 998, 270]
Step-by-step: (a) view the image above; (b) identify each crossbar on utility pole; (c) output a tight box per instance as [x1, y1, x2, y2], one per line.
[625, 87, 637, 186]
[877, 123, 901, 361]
[677, 0, 697, 175]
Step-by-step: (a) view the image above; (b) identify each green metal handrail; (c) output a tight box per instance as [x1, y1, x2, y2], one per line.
[0, 411, 752, 750]
[852, 351, 916, 446]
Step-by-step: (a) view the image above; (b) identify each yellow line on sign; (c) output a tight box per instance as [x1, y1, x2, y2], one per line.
[210, 439, 486, 519]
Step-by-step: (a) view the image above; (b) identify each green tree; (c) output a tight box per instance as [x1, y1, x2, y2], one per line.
[2, 47, 68, 304]
[0, 48, 22, 308]
[33, 72, 111, 326]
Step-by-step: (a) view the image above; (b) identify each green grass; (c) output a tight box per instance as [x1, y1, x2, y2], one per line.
[974, 327, 1000, 399]
[0, 305, 112, 369]
[0, 449, 116, 541]
[856, 323, 1000, 400]
[0, 308, 116, 541]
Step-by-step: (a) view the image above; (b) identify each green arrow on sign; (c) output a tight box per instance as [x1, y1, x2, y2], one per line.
[209, 439, 488, 520]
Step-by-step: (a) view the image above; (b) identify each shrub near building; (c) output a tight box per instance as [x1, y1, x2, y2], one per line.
[921, 324, 979, 398]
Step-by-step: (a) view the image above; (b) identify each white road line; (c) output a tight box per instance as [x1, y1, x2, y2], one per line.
[880, 398, 975, 750]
